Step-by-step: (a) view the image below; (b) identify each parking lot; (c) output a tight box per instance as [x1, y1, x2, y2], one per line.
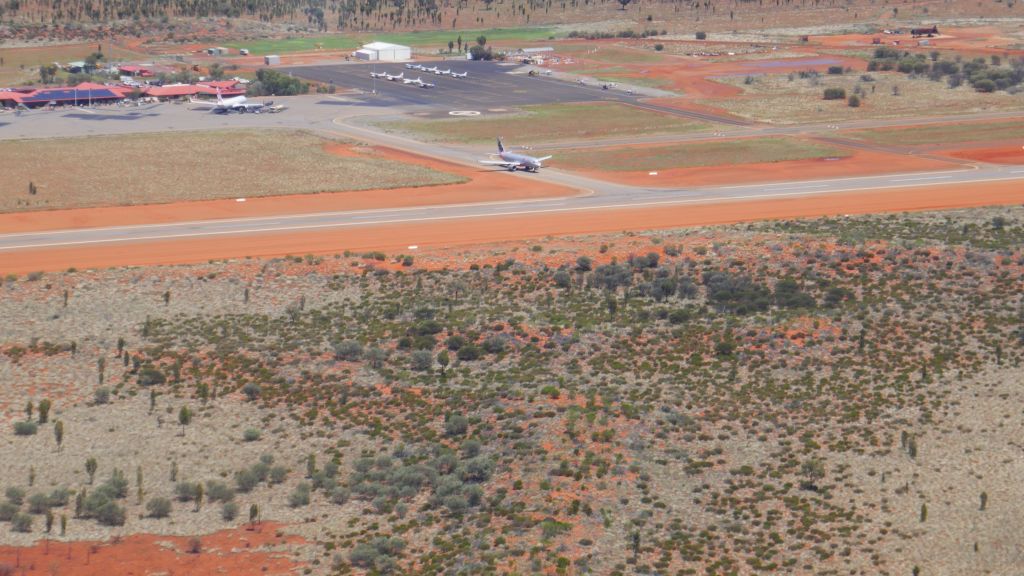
[280, 60, 635, 110]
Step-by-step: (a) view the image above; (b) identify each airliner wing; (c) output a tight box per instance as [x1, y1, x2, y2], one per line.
[536, 155, 552, 162]
[479, 160, 517, 166]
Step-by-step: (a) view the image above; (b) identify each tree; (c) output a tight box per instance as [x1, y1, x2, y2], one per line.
[39, 64, 58, 84]
[476, 35, 487, 47]
[178, 406, 192, 436]
[457, 35, 463, 52]
[696, 31, 707, 40]
[848, 94, 861, 107]
[25, 401, 33, 421]
[54, 420, 64, 452]
[195, 483, 204, 512]
[248, 503, 260, 527]
[85, 458, 98, 484]
[617, 0, 632, 9]
[410, 350, 433, 371]
[37, 399, 51, 424]
[448, 40, 454, 53]
[437, 350, 450, 374]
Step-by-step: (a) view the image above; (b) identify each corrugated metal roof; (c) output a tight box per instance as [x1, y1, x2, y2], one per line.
[363, 42, 410, 50]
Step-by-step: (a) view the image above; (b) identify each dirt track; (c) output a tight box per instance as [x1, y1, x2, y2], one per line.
[3, 180, 1021, 274]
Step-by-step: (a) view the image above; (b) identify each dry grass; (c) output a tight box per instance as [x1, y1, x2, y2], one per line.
[377, 102, 710, 144]
[707, 70, 1023, 124]
[847, 120, 1024, 146]
[554, 137, 848, 172]
[0, 42, 148, 85]
[0, 129, 464, 212]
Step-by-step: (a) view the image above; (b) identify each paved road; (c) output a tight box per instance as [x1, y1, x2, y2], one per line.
[2, 163, 1023, 252]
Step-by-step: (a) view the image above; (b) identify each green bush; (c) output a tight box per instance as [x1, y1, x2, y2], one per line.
[848, 94, 861, 107]
[243, 428, 261, 442]
[289, 482, 311, 508]
[146, 497, 172, 518]
[13, 421, 37, 436]
[823, 87, 846, 100]
[222, 501, 239, 521]
[11, 512, 32, 532]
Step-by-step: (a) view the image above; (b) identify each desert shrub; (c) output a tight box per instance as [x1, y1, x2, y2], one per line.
[146, 497, 172, 518]
[456, 344, 481, 361]
[137, 366, 166, 386]
[269, 466, 288, 485]
[481, 336, 506, 354]
[695, 31, 707, 40]
[575, 256, 593, 272]
[221, 501, 239, 521]
[461, 439, 482, 459]
[234, 469, 259, 493]
[848, 94, 861, 107]
[241, 383, 261, 401]
[350, 537, 406, 571]
[243, 428, 261, 442]
[331, 487, 350, 505]
[704, 271, 771, 314]
[445, 335, 466, 350]
[27, 493, 52, 514]
[333, 340, 363, 361]
[289, 482, 311, 508]
[13, 421, 37, 436]
[823, 87, 846, 100]
[93, 500, 126, 526]
[553, 270, 571, 288]
[460, 457, 494, 483]
[5, 488, 24, 506]
[205, 481, 235, 503]
[175, 482, 201, 502]
[445, 414, 469, 437]
[410, 350, 433, 371]
[774, 278, 816, 308]
[11, 513, 31, 532]
[0, 502, 18, 521]
[827, 66, 844, 75]
[654, 43, 664, 51]
[94, 388, 111, 405]
[591, 264, 632, 291]
[104, 469, 129, 499]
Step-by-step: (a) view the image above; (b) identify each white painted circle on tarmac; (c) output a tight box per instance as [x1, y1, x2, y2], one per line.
[449, 110, 480, 116]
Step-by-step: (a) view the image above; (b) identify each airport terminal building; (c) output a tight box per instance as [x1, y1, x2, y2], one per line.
[354, 42, 411, 62]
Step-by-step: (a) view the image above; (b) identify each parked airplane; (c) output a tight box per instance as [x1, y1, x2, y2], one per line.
[190, 89, 270, 113]
[369, 71, 387, 79]
[451, 71, 468, 79]
[435, 68, 451, 76]
[385, 72, 404, 81]
[479, 137, 551, 172]
[425, 65, 441, 75]
[402, 75, 420, 84]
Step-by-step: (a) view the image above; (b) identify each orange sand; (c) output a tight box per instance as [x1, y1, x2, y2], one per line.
[2, 180, 1021, 274]
[944, 144, 1024, 165]
[0, 523, 304, 576]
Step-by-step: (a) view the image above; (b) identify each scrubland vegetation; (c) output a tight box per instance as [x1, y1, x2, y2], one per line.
[0, 206, 1021, 574]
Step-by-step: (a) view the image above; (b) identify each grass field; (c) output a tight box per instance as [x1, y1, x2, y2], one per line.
[0, 129, 463, 212]
[224, 27, 557, 55]
[709, 71, 1024, 124]
[554, 137, 850, 172]
[0, 42, 148, 85]
[847, 121, 1024, 146]
[378, 102, 710, 144]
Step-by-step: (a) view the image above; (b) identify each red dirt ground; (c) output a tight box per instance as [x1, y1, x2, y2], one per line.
[563, 147, 956, 187]
[2, 180, 1021, 274]
[0, 522, 305, 576]
[0, 143, 574, 234]
[943, 144, 1024, 165]
[814, 26, 1024, 57]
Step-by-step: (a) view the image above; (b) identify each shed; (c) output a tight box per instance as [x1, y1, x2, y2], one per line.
[265, 55, 281, 66]
[359, 42, 411, 62]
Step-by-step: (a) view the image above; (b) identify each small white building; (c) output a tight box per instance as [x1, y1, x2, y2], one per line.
[264, 55, 280, 66]
[355, 42, 411, 62]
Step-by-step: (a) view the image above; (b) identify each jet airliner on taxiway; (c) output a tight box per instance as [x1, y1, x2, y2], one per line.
[479, 137, 551, 172]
